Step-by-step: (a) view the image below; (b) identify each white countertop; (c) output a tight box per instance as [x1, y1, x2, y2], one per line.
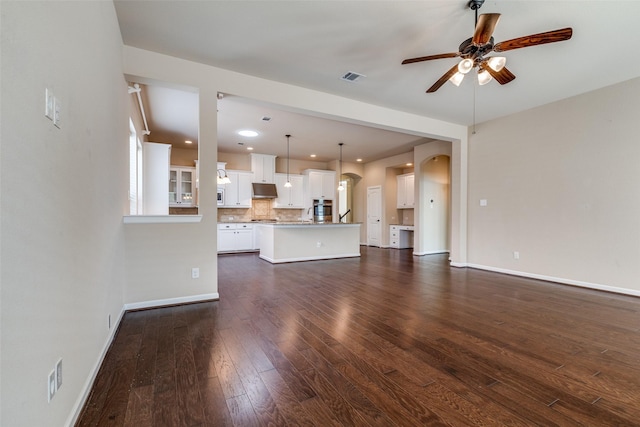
[257, 222, 360, 227]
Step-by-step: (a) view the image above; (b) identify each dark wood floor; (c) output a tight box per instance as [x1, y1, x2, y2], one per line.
[77, 247, 640, 426]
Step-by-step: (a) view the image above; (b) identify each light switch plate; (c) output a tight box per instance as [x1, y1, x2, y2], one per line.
[56, 358, 63, 390]
[53, 96, 61, 128]
[45, 88, 54, 120]
[48, 369, 56, 402]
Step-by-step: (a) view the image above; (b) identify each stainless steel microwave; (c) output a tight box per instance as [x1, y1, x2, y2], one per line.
[217, 188, 224, 205]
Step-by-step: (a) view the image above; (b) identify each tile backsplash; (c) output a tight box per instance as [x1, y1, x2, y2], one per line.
[218, 200, 304, 222]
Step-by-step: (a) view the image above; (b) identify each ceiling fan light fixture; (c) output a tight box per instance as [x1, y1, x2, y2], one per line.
[458, 58, 474, 74]
[477, 68, 493, 85]
[449, 72, 465, 87]
[487, 56, 506, 72]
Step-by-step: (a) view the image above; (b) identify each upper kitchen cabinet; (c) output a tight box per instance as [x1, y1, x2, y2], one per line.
[169, 166, 196, 207]
[274, 173, 304, 208]
[397, 173, 415, 209]
[250, 153, 276, 183]
[222, 170, 253, 207]
[304, 169, 336, 200]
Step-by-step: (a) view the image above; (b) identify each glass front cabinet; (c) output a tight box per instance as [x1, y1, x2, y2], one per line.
[169, 166, 196, 207]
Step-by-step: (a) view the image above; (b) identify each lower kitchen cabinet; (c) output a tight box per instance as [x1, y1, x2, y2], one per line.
[218, 223, 255, 252]
[390, 225, 414, 249]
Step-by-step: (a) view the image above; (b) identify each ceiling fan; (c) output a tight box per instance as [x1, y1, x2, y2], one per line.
[402, 0, 573, 93]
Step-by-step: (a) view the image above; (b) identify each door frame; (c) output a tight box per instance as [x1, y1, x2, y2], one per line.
[366, 185, 382, 247]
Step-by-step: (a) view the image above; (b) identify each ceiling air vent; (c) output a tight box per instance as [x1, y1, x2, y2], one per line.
[341, 71, 366, 82]
[261, 116, 272, 122]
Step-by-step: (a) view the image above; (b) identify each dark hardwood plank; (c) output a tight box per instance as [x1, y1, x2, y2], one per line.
[123, 385, 153, 427]
[76, 248, 640, 427]
[199, 376, 234, 427]
[174, 325, 205, 426]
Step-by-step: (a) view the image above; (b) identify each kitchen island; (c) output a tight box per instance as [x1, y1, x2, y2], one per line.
[256, 222, 360, 264]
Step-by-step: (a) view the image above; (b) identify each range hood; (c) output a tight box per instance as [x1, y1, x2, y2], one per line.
[252, 183, 278, 199]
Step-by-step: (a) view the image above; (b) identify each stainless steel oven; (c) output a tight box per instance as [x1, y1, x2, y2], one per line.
[313, 199, 332, 223]
[217, 188, 224, 206]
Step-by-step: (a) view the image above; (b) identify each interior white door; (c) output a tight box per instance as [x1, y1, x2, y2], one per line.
[367, 186, 382, 247]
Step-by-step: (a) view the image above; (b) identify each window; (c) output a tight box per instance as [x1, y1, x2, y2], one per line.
[129, 118, 143, 214]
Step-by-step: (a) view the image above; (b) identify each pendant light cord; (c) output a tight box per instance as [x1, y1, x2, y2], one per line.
[286, 134, 291, 182]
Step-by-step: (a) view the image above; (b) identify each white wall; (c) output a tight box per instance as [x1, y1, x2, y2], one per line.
[124, 87, 219, 306]
[467, 77, 640, 294]
[1, 2, 128, 426]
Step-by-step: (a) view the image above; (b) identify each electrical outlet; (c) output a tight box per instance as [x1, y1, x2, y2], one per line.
[513, 251, 520, 260]
[48, 370, 56, 402]
[191, 267, 200, 279]
[56, 359, 63, 390]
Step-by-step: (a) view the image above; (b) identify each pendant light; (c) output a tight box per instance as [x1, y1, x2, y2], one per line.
[217, 169, 231, 185]
[284, 134, 292, 188]
[337, 142, 344, 191]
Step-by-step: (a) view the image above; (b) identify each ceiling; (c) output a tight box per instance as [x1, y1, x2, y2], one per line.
[116, 1, 640, 163]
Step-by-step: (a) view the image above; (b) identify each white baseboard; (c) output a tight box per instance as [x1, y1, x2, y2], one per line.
[259, 254, 360, 264]
[413, 250, 449, 256]
[467, 263, 640, 297]
[449, 261, 467, 268]
[124, 293, 220, 311]
[66, 292, 219, 426]
[66, 306, 125, 426]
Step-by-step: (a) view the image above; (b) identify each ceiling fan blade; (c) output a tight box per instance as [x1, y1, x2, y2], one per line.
[472, 13, 501, 45]
[402, 52, 459, 65]
[494, 27, 573, 52]
[483, 64, 516, 85]
[426, 64, 459, 93]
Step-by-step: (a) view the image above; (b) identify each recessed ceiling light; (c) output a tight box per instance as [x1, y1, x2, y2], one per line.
[356, 158, 363, 162]
[238, 130, 258, 137]
[247, 147, 254, 151]
[406, 163, 413, 166]
[310, 154, 316, 158]
[185, 140, 192, 144]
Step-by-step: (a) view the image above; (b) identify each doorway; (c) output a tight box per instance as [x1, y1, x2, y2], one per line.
[367, 186, 382, 247]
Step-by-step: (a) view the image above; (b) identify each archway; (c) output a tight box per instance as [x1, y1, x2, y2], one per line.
[338, 172, 361, 223]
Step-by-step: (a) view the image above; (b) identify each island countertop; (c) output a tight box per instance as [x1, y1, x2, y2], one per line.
[256, 222, 361, 263]
[256, 222, 360, 227]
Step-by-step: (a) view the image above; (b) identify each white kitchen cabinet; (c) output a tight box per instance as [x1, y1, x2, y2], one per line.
[390, 225, 414, 249]
[222, 170, 253, 207]
[218, 223, 255, 252]
[397, 173, 415, 209]
[274, 173, 304, 208]
[169, 166, 196, 207]
[304, 169, 336, 200]
[250, 153, 276, 183]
